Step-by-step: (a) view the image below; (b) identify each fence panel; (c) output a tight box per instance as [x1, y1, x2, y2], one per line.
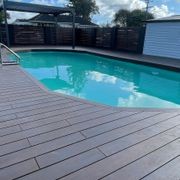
[44, 27, 56, 45]
[95, 28, 113, 48]
[56, 27, 72, 45]
[116, 27, 145, 53]
[13, 25, 44, 45]
[0, 25, 145, 53]
[76, 28, 96, 46]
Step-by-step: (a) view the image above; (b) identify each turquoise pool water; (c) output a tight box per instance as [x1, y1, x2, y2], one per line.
[19, 51, 180, 108]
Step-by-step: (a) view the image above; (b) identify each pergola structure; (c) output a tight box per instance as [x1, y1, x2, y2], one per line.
[0, 0, 76, 48]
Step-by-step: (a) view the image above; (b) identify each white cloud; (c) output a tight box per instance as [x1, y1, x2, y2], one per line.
[150, 4, 174, 18]
[89, 71, 117, 84]
[8, 0, 174, 24]
[8, 11, 37, 23]
[95, 0, 174, 24]
[31, 0, 55, 6]
[95, 0, 146, 24]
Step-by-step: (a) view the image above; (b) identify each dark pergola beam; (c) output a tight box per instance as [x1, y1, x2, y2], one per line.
[72, 10, 75, 49]
[0, 0, 76, 49]
[1, 1, 73, 14]
[2, 1, 10, 46]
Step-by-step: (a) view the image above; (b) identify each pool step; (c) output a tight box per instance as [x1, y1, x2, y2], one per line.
[1, 60, 19, 65]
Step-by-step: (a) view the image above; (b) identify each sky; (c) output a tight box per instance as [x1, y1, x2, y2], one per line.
[8, 0, 180, 24]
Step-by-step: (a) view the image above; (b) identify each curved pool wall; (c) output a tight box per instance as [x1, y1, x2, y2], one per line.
[18, 51, 180, 108]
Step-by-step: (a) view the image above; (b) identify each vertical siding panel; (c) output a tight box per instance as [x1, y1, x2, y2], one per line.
[143, 22, 180, 59]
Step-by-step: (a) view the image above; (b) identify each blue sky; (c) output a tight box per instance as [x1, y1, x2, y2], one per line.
[9, 0, 180, 24]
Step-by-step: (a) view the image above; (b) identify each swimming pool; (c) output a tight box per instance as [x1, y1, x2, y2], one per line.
[19, 51, 180, 108]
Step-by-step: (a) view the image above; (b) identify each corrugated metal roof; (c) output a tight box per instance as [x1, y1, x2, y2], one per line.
[0, 1, 73, 15]
[147, 15, 180, 23]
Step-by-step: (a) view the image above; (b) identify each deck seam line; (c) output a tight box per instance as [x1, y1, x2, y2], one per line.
[98, 139, 180, 180]
[0, 104, 102, 131]
[0, 112, 179, 148]
[20, 106, 107, 130]
[0, 99, 76, 119]
[139, 155, 180, 180]
[0, 111, 178, 149]
[0, 101, 84, 122]
[1, 113, 179, 168]
[0, 94, 52, 107]
[0, 101, 83, 124]
[56, 138, 180, 180]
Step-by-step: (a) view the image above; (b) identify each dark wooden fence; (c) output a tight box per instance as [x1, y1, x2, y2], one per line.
[0, 25, 145, 53]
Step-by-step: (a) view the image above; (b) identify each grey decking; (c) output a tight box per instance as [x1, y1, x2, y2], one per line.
[0, 65, 180, 180]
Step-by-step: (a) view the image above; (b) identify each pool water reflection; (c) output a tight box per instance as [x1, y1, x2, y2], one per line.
[20, 51, 180, 108]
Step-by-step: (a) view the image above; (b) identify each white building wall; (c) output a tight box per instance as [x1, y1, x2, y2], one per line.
[143, 22, 180, 59]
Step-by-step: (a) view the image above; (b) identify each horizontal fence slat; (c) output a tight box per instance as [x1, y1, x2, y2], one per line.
[0, 25, 145, 53]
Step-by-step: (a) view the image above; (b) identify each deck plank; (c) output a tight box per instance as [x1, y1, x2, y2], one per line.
[101, 140, 180, 180]
[0, 159, 39, 180]
[142, 156, 180, 180]
[0, 64, 179, 180]
[59, 133, 177, 180]
[0, 132, 84, 169]
[35, 115, 180, 169]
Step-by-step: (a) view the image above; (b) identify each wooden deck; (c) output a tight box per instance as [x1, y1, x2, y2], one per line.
[0, 64, 180, 180]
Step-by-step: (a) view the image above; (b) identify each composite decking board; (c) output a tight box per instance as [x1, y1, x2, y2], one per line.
[0, 98, 72, 117]
[0, 100, 78, 120]
[35, 114, 180, 168]
[0, 86, 40, 94]
[0, 132, 85, 169]
[0, 159, 39, 180]
[0, 114, 17, 123]
[142, 156, 180, 180]
[0, 125, 21, 137]
[0, 83, 38, 90]
[0, 86, 41, 95]
[0, 105, 12, 112]
[0, 94, 52, 107]
[0, 104, 94, 129]
[0, 65, 179, 179]
[59, 133, 177, 180]
[28, 111, 177, 146]
[3, 92, 48, 103]
[0, 90, 44, 101]
[81, 111, 162, 138]
[16, 101, 81, 118]
[0, 139, 30, 157]
[66, 108, 120, 125]
[28, 111, 142, 146]
[18, 149, 105, 180]
[11, 96, 66, 109]
[101, 140, 180, 180]
[0, 120, 69, 146]
[20, 106, 107, 130]
[98, 115, 180, 156]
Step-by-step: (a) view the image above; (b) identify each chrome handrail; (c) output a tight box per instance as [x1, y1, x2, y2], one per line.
[0, 43, 20, 64]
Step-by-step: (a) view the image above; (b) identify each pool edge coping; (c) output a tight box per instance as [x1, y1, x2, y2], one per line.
[13, 47, 180, 72]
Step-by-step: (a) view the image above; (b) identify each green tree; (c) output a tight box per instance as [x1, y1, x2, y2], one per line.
[113, 9, 130, 27]
[113, 9, 154, 27]
[68, 0, 99, 21]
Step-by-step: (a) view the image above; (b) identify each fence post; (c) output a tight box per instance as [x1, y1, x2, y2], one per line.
[93, 28, 97, 47]
[111, 27, 117, 50]
[137, 27, 146, 54]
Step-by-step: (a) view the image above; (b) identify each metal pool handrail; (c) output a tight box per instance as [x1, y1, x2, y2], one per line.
[0, 43, 20, 65]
